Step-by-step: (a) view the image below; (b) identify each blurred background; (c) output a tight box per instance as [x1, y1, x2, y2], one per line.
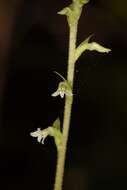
[0, 0, 127, 189]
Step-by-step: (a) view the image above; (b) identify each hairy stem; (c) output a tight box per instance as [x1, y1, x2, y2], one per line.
[53, 23, 78, 190]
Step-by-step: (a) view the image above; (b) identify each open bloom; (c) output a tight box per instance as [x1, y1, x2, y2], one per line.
[30, 127, 54, 144]
[52, 81, 73, 98]
[30, 118, 62, 149]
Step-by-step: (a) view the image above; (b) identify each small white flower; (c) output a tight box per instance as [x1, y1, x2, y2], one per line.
[30, 127, 54, 144]
[30, 118, 63, 149]
[52, 81, 73, 98]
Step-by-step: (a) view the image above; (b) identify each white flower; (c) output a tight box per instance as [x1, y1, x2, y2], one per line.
[30, 127, 54, 144]
[30, 118, 63, 149]
[52, 81, 73, 98]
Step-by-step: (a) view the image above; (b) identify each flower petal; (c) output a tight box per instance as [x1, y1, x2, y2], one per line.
[41, 137, 45, 144]
[37, 135, 42, 143]
[30, 131, 39, 137]
[51, 91, 60, 97]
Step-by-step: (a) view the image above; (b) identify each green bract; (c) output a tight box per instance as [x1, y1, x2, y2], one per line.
[52, 118, 63, 150]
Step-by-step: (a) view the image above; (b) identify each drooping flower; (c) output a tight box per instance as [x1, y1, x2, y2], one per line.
[52, 81, 73, 98]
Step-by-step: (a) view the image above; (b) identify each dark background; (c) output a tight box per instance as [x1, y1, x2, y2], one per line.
[0, 0, 127, 189]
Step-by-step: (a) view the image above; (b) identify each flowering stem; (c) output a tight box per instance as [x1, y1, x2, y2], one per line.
[29, 2, 111, 189]
[53, 0, 110, 189]
[53, 21, 78, 190]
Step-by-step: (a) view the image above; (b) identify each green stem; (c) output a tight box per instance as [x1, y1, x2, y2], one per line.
[53, 23, 78, 190]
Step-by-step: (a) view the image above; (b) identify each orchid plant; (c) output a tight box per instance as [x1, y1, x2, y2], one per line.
[30, 0, 111, 190]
